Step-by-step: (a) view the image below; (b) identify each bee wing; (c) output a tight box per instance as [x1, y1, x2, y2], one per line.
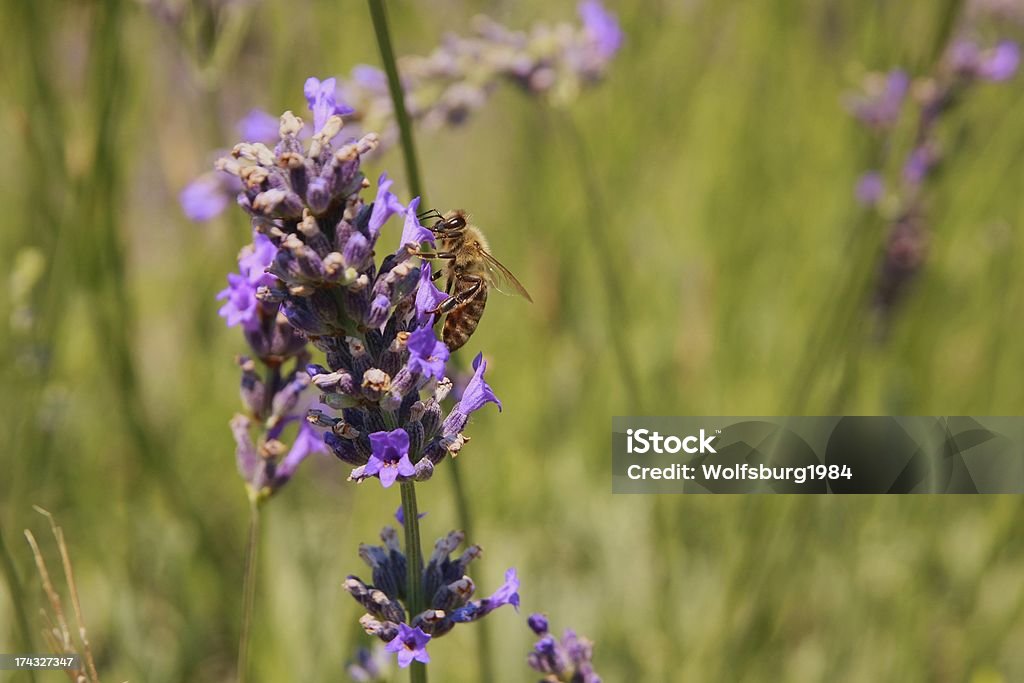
[481, 250, 533, 302]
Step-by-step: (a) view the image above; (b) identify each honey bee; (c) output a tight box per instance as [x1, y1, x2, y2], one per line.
[414, 209, 532, 352]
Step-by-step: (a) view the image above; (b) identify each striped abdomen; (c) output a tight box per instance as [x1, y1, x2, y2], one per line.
[443, 284, 488, 352]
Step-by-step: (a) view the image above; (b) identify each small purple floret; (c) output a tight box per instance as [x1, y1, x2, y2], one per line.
[407, 324, 449, 380]
[365, 429, 415, 488]
[457, 353, 502, 415]
[385, 623, 431, 667]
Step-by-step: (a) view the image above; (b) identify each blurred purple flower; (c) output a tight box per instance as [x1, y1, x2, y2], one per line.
[385, 624, 431, 667]
[527, 613, 549, 635]
[237, 109, 280, 142]
[847, 69, 909, 129]
[981, 41, 1020, 81]
[527, 615, 601, 683]
[275, 421, 327, 484]
[365, 429, 415, 488]
[855, 171, 885, 206]
[180, 173, 231, 221]
[579, 0, 623, 59]
[217, 274, 260, 328]
[352, 64, 389, 94]
[903, 145, 936, 185]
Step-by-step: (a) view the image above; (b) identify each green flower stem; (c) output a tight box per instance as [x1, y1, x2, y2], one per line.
[367, 4, 491, 681]
[399, 481, 427, 683]
[367, 0, 426, 204]
[237, 501, 261, 683]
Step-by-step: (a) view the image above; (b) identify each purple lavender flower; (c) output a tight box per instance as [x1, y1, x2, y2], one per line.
[450, 567, 520, 622]
[526, 614, 601, 683]
[217, 274, 260, 328]
[848, 22, 1019, 321]
[406, 324, 449, 381]
[384, 624, 431, 668]
[210, 87, 509, 490]
[368, 173, 407, 237]
[396, 198, 435, 252]
[345, 526, 516, 655]
[216, 231, 278, 329]
[364, 429, 416, 488]
[303, 76, 354, 133]
[458, 353, 502, 415]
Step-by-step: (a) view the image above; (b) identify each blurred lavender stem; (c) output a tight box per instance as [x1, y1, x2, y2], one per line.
[237, 501, 261, 683]
[558, 111, 646, 410]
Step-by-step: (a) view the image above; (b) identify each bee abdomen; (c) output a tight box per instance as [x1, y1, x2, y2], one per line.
[443, 288, 488, 352]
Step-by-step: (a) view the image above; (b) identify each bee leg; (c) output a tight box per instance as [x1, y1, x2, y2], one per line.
[429, 275, 483, 314]
[417, 208, 444, 222]
[431, 269, 445, 282]
[410, 250, 456, 259]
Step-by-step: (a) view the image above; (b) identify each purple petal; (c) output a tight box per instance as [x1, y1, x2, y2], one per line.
[396, 453, 415, 478]
[368, 173, 403, 238]
[416, 265, 449, 322]
[456, 353, 502, 415]
[397, 198, 435, 251]
[378, 465, 399, 488]
[363, 455, 384, 477]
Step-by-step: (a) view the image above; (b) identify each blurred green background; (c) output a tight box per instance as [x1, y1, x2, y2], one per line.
[3, 0, 1024, 681]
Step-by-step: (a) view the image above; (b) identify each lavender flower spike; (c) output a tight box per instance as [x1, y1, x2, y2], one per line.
[345, 525, 509, 648]
[527, 614, 602, 683]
